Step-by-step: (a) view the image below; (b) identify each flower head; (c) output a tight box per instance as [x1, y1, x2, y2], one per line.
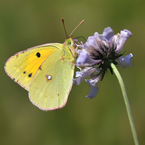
[74, 27, 132, 99]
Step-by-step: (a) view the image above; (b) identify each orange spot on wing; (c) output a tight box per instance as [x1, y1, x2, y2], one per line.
[61, 57, 65, 61]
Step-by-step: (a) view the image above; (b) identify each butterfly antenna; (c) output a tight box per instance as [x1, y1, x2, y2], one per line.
[69, 20, 84, 37]
[62, 18, 68, 38]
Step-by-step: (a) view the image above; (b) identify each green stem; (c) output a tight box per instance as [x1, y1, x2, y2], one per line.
[111, 63, 139, 145]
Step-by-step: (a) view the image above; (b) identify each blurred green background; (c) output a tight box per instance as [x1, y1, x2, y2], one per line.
[1, 0, 145, 145]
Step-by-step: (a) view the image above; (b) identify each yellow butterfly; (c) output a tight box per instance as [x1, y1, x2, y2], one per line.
[4, 19, 84, 111]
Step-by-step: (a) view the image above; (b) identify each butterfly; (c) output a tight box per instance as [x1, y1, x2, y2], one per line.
[4, 19, 84, 111]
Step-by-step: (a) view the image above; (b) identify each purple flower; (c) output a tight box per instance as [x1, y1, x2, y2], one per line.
[74, 27, 132, 99]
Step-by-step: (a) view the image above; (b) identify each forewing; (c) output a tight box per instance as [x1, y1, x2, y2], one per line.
[4, 43, 63, 91]
[29, 50, 75, 110]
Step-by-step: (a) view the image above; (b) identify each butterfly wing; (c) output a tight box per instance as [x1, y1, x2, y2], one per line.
[4, 43, 63, 91]
[29, 49, 75, 110]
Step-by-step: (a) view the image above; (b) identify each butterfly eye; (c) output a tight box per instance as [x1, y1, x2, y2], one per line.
[66, 38, 73, 46]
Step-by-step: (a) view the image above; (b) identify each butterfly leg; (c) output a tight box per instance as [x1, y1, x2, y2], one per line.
[68, 61, 75, 66]
[75, 46, 78, 51]
[68, 47, 77, 57]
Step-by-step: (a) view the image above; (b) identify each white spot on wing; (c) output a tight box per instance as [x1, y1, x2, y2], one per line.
[45, 75, 52, 82]
[47, 75, 52, 80]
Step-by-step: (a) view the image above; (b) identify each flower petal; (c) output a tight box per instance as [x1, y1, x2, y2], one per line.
[114, 29, 132, 53]
[101, 27, 114, 41]
[85, 79, 99, 99]
[83, 35, 97, 49]
[76, 49, 102, 66]
[73, 67, 97, 85]
[118, 53, 133, 68]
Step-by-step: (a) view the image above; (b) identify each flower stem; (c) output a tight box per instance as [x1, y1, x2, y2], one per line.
[111, 63, 139, 145]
